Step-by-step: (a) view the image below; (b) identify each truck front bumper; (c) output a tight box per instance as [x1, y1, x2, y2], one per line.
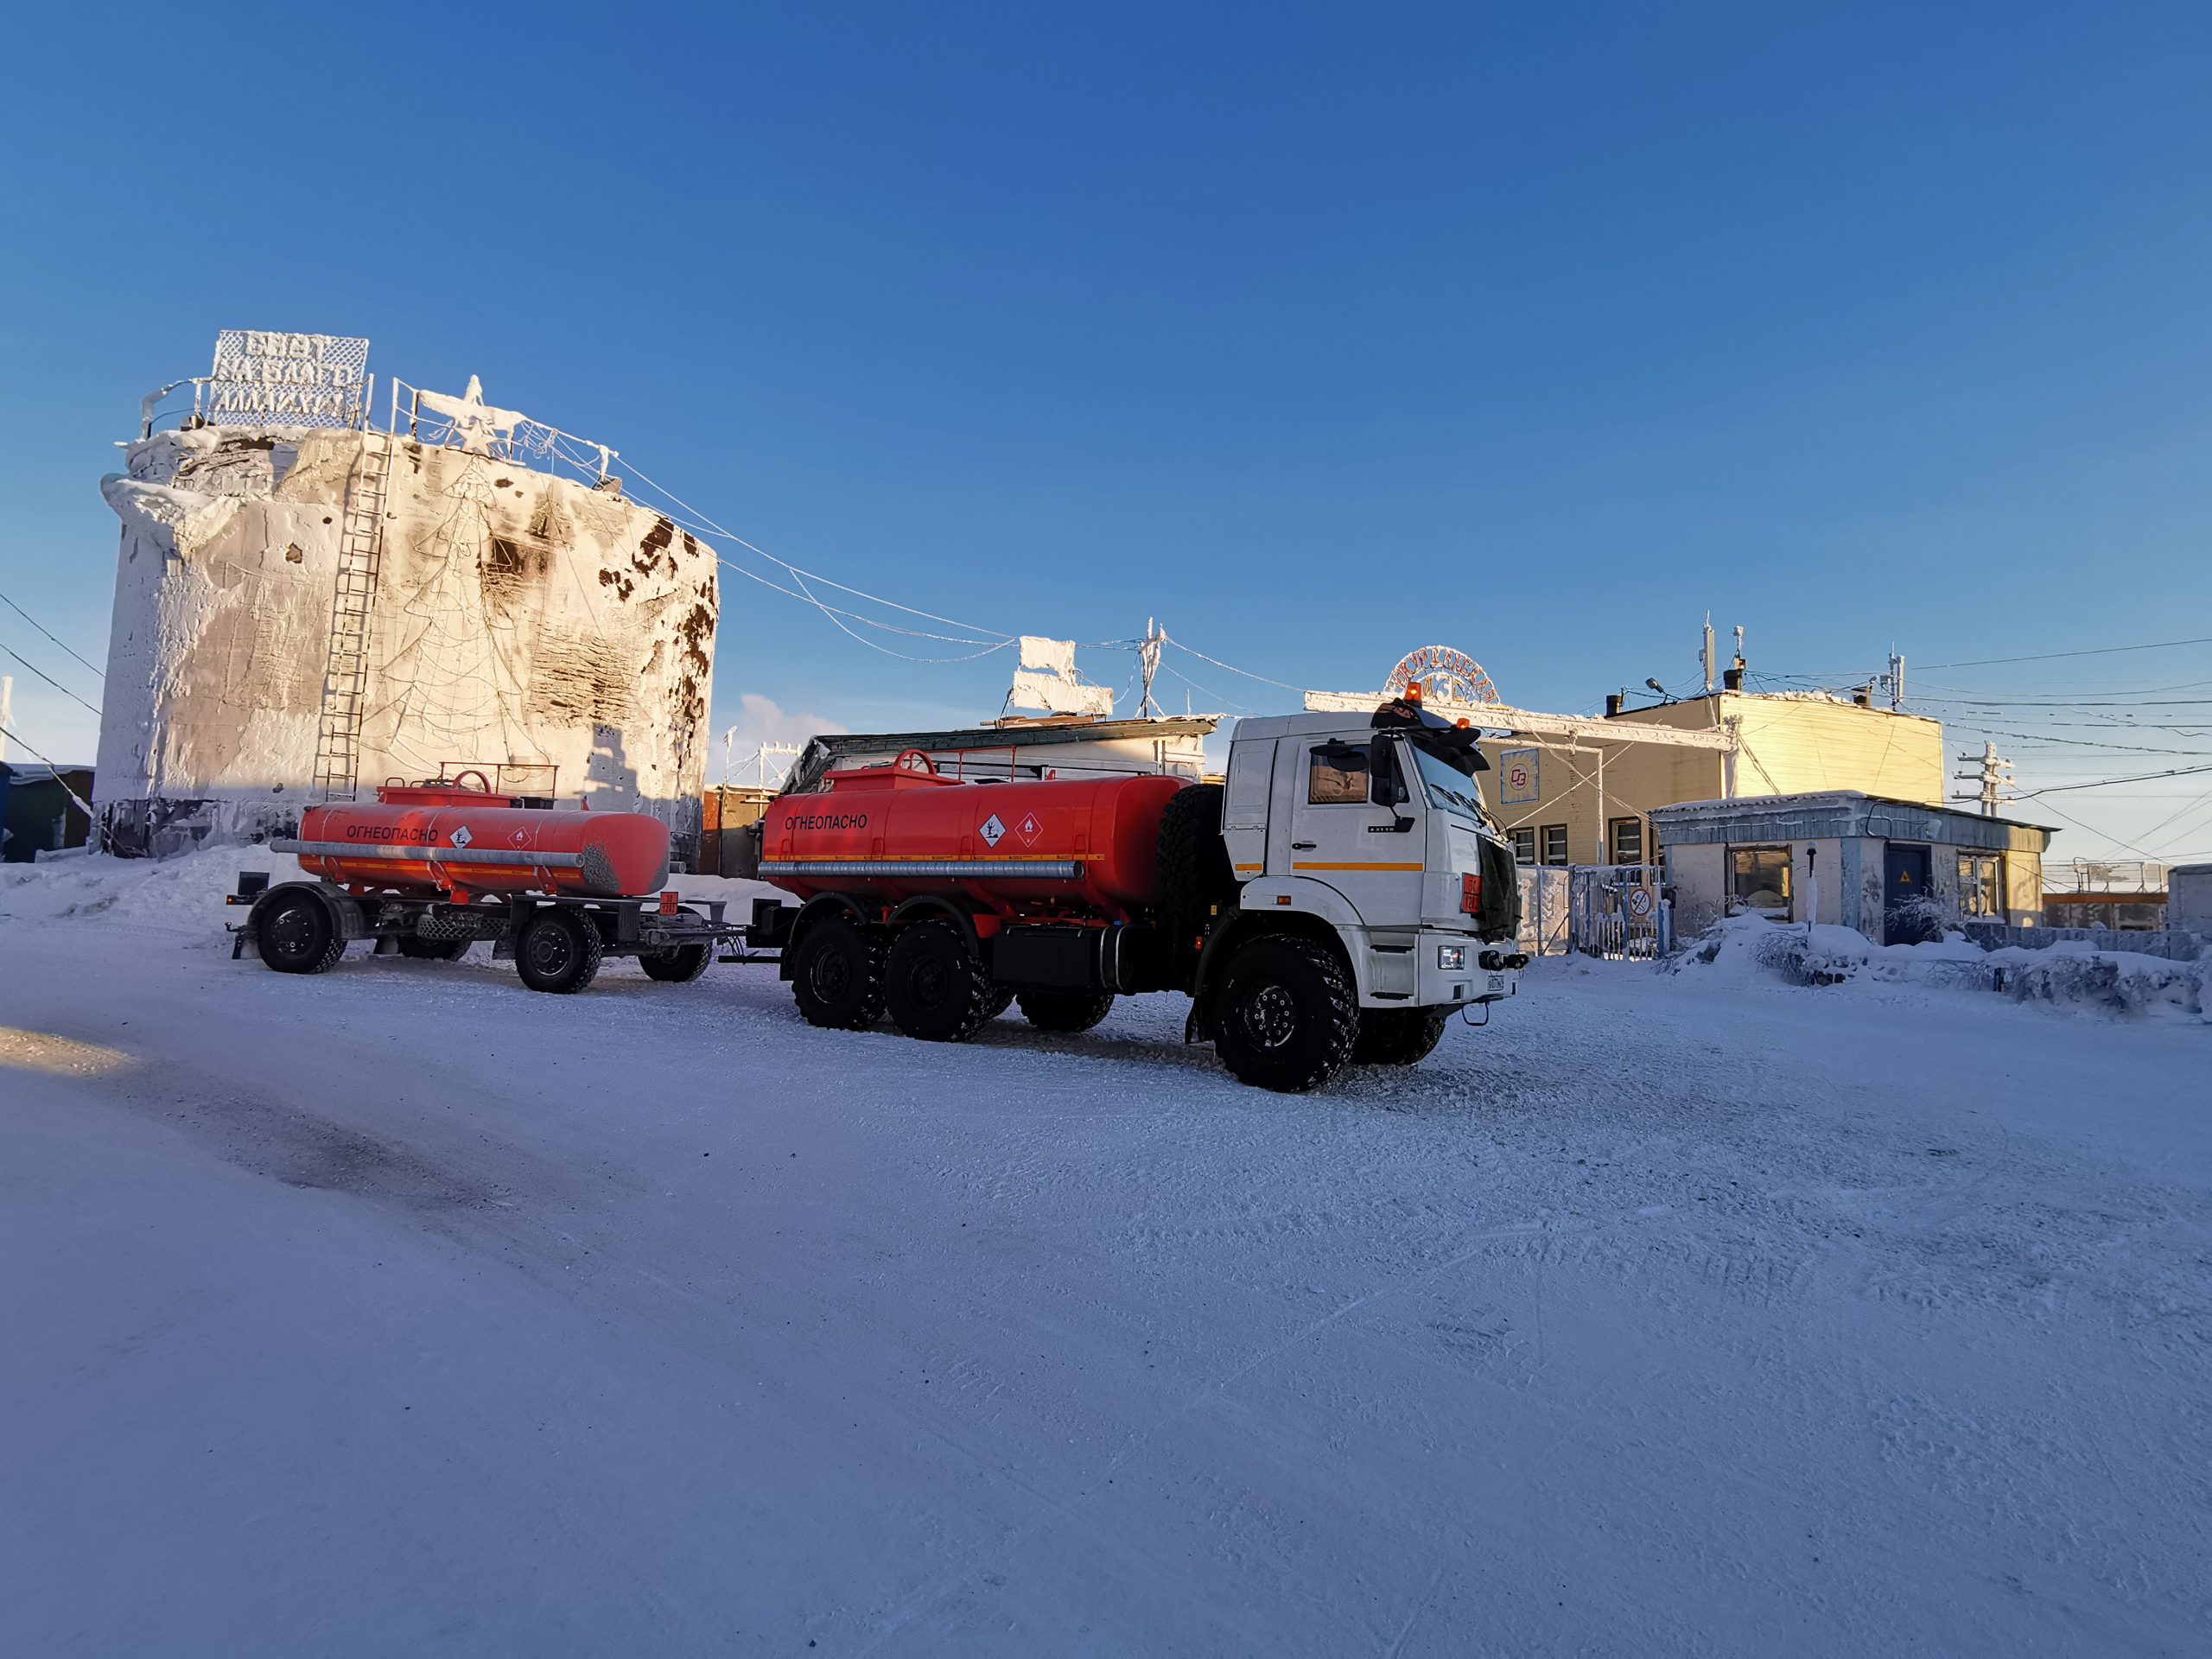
[1397, 929, 1524, 1009]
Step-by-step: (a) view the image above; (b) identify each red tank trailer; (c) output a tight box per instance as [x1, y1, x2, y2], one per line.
[289, 782, 671, 899]
[232, 775, 744, 995]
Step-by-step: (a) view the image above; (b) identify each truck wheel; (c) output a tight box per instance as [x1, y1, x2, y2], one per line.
[256, 891, 346, 975]
[516, 908, 603, 994]
[1352, 1007, 1450, 1066]
[1015, 988, 1116, 1033]
[982, 985, 1016, 1020]
[1211, 935, 1359, 1092]
[1156, 783, 1235, 917]
[641, 906, 712, 983]
[791, 916, 885, 1030]
[397, 937, 470, 962]
[884, 920, 994, 1042]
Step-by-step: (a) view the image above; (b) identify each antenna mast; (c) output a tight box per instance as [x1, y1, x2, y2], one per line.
[1139, 618, 1165, 718]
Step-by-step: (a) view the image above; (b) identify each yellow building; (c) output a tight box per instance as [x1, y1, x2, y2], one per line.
[1480, 690, 1944, 870]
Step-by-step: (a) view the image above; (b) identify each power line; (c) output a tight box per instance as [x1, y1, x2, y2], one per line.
[2016, 762, 2212, 798]
[0, 640, 102, 717]
[1160, 635, 1307, 694]
[1915, 635, 2212, 671]
[0, 588, 104, 680]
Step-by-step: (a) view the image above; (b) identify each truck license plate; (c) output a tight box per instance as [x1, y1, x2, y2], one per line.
[1486, 973, 1506, 994]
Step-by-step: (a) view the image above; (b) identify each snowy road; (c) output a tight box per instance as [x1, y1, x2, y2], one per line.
[3, 893, 2207, 1655]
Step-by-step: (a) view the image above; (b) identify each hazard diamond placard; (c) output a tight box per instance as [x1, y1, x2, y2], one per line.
[979, 813, 1007, 848]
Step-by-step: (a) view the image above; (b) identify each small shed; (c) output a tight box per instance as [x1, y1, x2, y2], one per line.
[0, 761, 96, 863]
[1649, 791, 2053, 944]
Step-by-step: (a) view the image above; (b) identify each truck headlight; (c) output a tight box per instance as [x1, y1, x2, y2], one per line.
[1437, 944, 1467, 971]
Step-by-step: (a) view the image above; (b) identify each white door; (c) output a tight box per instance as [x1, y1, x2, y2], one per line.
[1272, 736, 1426, 927]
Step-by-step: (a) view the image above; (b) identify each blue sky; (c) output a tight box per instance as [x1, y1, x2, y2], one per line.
[2, 3, 2207, 858]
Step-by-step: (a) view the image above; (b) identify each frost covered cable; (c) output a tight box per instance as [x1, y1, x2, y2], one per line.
[0, 589, 104, 680]
[0, 641, 101, 717]
[1961, 725, 2212, 759]
[613, 457, 1016, 641]
[715, 563, 1014, 661]
[1154, 662, 1255, 715]
[0, 724, 97, 817]
[2022, 795, 2171, 864]
[1160, 635, 1307, 694]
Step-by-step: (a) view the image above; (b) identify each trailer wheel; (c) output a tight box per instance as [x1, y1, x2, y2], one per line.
[1351, 1007, 1450, 1066]
[1210, 934, 1359, 1092]
[791, 916, 885, 1030]
[397, 937, 471, 962]
[516, 907, 603, 994]
[884, 920, 994, 1042]
[1015, 988, 1116, 1033]
[256, 890, 346, 976]
[641, 906, 712, 983]
[1156, 782, 1235, 918]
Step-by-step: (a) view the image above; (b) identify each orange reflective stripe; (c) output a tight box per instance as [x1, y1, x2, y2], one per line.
[1290, 861, 1425, 873]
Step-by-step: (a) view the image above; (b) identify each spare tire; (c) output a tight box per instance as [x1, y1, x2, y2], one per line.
[1156, 783, 1236, 918]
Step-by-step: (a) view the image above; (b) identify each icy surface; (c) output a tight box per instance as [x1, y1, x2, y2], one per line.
[2, 867, 2208, 1654]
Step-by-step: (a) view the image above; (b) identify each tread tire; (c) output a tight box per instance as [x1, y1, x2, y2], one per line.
[640, 906, 712, 983]
[1015, 987, 1116, 1033]
[1210, 933, 1359, 1092]
[982, 985, 1016, 1020]
[516, 907, 603, 994]
[1352, 1007, 1451, 1066]
[790, 916, 886, 1030]
[1156, 783, 1235, 918]
[256, 890, 346, 976]
[884, 920, 994, 1042]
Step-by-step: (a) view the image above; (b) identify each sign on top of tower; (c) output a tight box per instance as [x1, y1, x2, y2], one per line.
[206, 329, 371, 428]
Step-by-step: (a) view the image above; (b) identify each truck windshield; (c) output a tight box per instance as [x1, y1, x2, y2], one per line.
[1408, 742, 1486, 823]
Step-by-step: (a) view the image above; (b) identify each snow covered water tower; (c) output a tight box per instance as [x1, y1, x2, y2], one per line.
[96, 331, 719, 860]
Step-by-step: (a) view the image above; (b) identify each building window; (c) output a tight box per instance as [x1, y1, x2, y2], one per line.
[1608, 816, 1643, 867]
[1306, 742, 1371, 805]
[1541, 823, 1570, 866]
[1510, 827, 1537, 866]
[1958, 853, 2005, 918]
[1727, 845, 1792, 917]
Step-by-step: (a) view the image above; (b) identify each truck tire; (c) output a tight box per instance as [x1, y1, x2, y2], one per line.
[516, 907, 603, 994]
[398, 937, 470, 962]
[256, 890, 346, 976]
[1210, 934, 1359, 1092]
[1156, 783, 1235, 918]
[791, 916, 886, 1030]
[884, 920, 994, 1042]
[640, 906, 712, 983]
[1352, 1007, 1450, 1066]
[983, 985, 1016, 1020]
[1015, 988, 1116, 1033]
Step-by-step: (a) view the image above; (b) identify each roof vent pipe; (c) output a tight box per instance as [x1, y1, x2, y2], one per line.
[1605, 692, 1624, 718]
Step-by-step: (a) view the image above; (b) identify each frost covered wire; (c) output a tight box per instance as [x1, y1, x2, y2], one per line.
[0, 640, 101, 717]
[610, 457, 1020, 657]
[1159, 635, 1307, 695]
[0, 588, 104, 680]
[2016, 761, 2212, 798]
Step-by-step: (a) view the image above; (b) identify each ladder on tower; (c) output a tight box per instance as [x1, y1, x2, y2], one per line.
[311, 435, 394, 801]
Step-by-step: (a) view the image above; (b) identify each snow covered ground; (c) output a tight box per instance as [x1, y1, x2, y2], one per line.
[3, 855, 2208, 1655]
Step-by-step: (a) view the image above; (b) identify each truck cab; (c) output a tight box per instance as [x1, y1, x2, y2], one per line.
[1217, 710, 1522, 1014]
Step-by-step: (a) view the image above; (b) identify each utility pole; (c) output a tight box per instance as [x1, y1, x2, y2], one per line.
[1139, 618, 1165, 718]
[1953, 740, 2012, 817]
[1701, 613, 1716, 695]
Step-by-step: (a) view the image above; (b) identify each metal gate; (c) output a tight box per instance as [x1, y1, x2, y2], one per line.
[1570, 864, 1670, 960]
[1518, 867, 1572, 956]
